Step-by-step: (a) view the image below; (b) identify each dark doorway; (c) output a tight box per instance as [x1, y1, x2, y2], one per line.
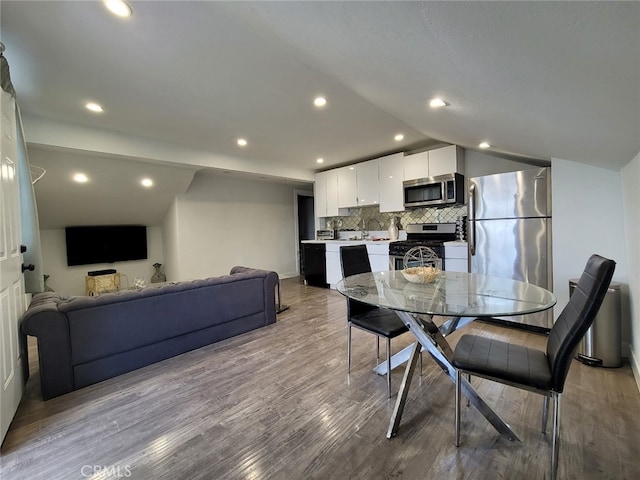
[297, 194, 315, 274]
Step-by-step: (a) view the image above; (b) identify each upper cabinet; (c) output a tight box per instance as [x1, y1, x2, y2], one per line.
[428, 145, 465, 177]
[404, 145, 465, 181]
[315, 145, 464, 218]
[356, 159, 379, 207]
[315, 170, 339, 217]
[378, 152, 405, 212]
[337, 166, 357, 208]
[403, 151, 430, 181]
[337, 159, 380, 208]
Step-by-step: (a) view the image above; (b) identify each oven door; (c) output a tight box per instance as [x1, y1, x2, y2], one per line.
[390, 248, 446, 271]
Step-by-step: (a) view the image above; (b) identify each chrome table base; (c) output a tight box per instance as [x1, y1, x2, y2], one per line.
[386, 311, 521, 442]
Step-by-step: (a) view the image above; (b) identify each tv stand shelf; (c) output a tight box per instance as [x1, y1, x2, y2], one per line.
[85, 273, 120, 296]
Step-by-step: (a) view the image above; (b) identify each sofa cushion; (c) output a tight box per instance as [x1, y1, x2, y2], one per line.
[61, 272, 269, 365]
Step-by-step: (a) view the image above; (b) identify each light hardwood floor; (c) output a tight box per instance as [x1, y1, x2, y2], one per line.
[1, 277, 639, 479]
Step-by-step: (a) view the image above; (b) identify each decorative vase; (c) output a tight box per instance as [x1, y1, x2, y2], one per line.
[151, 263, 166, 283]
[388, 217, 399, 241]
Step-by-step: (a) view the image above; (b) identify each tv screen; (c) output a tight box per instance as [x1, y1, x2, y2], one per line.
[65, 225, 148, 266]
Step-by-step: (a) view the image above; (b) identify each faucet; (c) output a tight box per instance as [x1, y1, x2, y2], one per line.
[360, 219, 369, 239]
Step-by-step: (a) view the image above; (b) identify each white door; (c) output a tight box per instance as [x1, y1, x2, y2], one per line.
[0, 90, 26, 442]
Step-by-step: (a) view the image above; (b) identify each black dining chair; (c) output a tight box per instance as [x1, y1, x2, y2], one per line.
[451, 254, 616, 480]
[340, 244, 421, 398]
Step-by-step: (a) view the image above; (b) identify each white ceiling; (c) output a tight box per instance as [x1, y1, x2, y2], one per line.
[28, 145, 198, 229]
[1, 1, 639, 226]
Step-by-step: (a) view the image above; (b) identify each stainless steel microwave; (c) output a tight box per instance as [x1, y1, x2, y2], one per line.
[403, 173, 465, 208]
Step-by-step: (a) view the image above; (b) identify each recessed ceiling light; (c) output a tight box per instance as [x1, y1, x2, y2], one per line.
[141, 178, 153, 187]
[349, 166, 355, 170]
[85, 102, 104, 113]
[104, 0, 132, 18]
[394, 134, 404, 142]
[479, 142, 491, 149]
[73, 173, 89, 183]
[237, 138, 248, 147]
[314, 96, 327, 108]
[316, 158, 324, 164]
[428, 98, 448, 108]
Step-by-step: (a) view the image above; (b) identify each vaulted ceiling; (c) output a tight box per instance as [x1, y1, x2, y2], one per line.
[1, 1, 638, 226]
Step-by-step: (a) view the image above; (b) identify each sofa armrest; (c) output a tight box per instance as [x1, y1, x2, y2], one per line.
[230, 266, 279, 325]
[21, 296, 75, 399]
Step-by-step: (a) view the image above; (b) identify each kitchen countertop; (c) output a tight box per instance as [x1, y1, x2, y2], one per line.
[303, 230, 406, 244]
[301, 239, 393, 244]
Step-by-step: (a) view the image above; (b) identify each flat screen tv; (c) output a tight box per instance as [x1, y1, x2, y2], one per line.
[65, 225, 148, 266]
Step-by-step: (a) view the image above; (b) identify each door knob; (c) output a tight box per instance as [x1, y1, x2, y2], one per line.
[22, 264, 35, 273]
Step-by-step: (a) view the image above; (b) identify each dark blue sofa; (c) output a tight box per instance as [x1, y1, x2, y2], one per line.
[21, 266, 278, 399]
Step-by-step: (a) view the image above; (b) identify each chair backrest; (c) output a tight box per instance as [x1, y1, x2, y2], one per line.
[340, 245, 372, 277]
[547, 254, 616, 392]
[340, 245, 374, 317]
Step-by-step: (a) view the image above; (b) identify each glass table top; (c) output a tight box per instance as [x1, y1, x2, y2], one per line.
[336, 271, 557, 318]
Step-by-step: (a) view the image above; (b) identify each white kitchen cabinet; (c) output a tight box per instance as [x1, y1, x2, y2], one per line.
[323, 241, 390, 288]
[317, 145, 464, 219]
[337, 160, 380, 208]
[325, 170, 338, 216]
[325, 250, 342, 286]
[337, 165, 358, 208]
[444, 241, 468, 272]
[403, 145, 465, 181]
[366, 243, 390, 271]
[378, 152, 405, 212]
[314, 170, 339, 217]
[315, 172, 327, 217]
[356, 159, 379, 207]
[403, 150, 430, 181]
[427, 145, 465, 177]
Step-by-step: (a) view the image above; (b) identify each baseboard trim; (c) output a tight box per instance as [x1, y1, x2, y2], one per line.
[279, 272, 301, 280]
[630, 346, 640, 394]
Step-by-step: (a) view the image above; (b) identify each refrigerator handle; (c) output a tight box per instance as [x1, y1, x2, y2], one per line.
[469, 183, 476, 256]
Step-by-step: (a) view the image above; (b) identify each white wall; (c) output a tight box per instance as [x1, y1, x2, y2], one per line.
[552, 158, 630, 356]
[171, 173, 300, 281]
[621, 151, 640, 388]
[161, 198, 181, 281]
[40, 227, 164, 295]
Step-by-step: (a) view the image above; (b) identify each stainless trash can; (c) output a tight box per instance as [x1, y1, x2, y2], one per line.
[569, 278, 622, 367]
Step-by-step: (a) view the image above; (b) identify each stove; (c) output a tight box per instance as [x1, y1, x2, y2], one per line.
[389, 223, 457, 270]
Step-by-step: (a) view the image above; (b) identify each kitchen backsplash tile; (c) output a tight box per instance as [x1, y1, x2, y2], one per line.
[323, 205, 467, 231]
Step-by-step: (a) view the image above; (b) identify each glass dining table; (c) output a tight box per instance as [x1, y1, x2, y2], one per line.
[336, 270, 557, 441]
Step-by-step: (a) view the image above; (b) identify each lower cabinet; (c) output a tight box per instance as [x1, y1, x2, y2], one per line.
[325, 242, 390, 288]
[302, 243, 328, 287]
[444, 241, 469, 272]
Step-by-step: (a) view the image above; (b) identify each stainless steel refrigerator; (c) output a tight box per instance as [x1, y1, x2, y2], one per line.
[468, 167, 553, 330]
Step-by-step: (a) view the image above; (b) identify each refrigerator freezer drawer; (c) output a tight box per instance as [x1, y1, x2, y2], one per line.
[470, 217, 553, 329]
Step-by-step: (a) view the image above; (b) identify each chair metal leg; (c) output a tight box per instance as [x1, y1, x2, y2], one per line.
[386, 337, 392, 398]
[551, 392, 561, 480]
[376, 336, 380, 359]
[455, 369, 461, 447]
[466, 373, 471, 407]
[347, 322, 352, 373]
[542, 395, 550, 434]
[419, 351, 423, 376]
